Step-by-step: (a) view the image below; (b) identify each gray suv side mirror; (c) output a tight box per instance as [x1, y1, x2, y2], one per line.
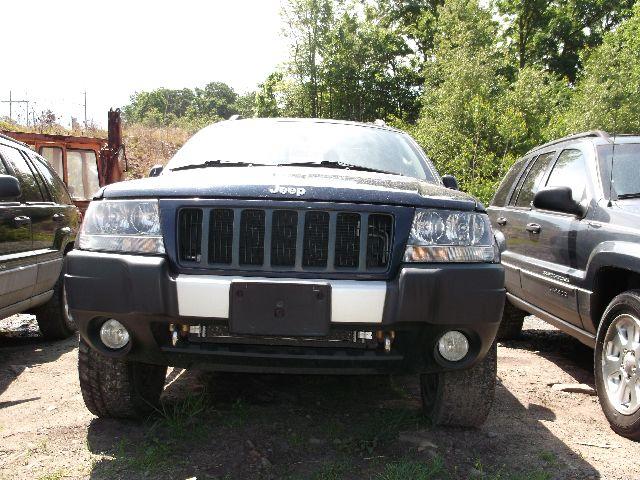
[0, 175, 21, 200]
[534, 187, 585, 216]
[442, 175, 459, 190]
[149, 164, 164, 177]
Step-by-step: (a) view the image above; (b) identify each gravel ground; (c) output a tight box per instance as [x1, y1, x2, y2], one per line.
[0, 314, 639, 480]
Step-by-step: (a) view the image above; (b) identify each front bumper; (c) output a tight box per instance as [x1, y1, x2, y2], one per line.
[65, 250, 505, 374]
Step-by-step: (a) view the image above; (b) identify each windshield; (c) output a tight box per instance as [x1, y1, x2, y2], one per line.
[165, 120, 438, 182]
[598, 143, 640, 198]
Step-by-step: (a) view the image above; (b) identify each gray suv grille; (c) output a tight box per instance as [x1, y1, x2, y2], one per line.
[178, 207, 393, 273]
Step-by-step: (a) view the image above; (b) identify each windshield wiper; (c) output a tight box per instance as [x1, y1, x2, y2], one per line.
[282, 160, 395, 175]
[617, 192, 640, 199]
[171, 160, 267, 171]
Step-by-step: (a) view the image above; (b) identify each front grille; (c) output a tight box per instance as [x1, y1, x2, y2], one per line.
[177, 206, 394, 273]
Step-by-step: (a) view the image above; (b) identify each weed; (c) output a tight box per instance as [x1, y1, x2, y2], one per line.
[153, 392, 208, 438]
[311, 461, 350, 480]
[37, 470, 66, 480]
[375, 456, 446, 480]
[537, 451, 558, 465]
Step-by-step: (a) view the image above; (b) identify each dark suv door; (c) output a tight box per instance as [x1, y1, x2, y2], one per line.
[0, 144, 41, 310]
[25, 151, 77, 296]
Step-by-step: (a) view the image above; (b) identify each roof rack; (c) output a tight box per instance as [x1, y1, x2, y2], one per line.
[0, 131, 29, 147]
[228, 114, 242, 121]
[373, 119, 387, 127]
[526, 130, 611, 155]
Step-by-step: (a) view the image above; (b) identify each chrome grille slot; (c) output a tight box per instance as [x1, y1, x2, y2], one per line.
[178, 208, 202, 262]
[209, 208, 234, 264]
[271, 210, 298, 266]
[302, 211, 330, 268]
[239, 209, 265, 265]
[335, 213, 360, 268]
[176, 205, 394, 273]
[367, 214, 393, 268]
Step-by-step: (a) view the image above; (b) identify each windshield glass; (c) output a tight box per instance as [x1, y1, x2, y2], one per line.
[166, 120, 438, 182]
[598, 143, 640, 197]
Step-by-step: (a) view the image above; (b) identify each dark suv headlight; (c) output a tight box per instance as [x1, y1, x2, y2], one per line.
[78, 200, 165, 254]
[404, 209, 497, 263]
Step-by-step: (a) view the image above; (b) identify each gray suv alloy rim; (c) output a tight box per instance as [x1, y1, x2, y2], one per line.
[601, 313, 640, 415]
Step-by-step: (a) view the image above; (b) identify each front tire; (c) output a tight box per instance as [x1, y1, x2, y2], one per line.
[496, 300, 526, 341]
[595, 291, 640, 440]
[420, 342, 497, 428]
[35, 266, 77, 340]
[78, 338, 167, 419]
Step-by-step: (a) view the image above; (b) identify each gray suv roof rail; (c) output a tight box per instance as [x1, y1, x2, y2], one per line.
[526, 130, 611, 155]
[0, 132, 29, 148]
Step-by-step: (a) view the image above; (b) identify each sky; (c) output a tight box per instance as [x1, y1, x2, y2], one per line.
[1, 0, 288, 128]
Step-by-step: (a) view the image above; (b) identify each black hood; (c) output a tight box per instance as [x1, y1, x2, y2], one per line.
[100, 166, 481, 211]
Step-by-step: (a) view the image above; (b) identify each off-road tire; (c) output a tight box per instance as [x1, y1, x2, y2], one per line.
[496, 300, 526, 341]
[78, 338, 167, 419]
[420, 341, 497, 428]
[35, 267, 76, 340]
[594, 290, 640, 440]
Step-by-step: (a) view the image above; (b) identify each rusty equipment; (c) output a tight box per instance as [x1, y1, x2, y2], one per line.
[1, 109, 127, 212]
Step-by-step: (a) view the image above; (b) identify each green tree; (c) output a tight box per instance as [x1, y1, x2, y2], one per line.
[496, 0, 634, 81]
[558, 3, 640, 134]
[413, 0, 508, 202]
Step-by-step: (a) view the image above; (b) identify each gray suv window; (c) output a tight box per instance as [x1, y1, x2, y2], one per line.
[514, 152, 556, 207]
[492, 158, 527, 206]
[546, 149, 588, 203]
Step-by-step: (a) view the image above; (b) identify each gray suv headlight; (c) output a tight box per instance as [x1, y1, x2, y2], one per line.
[404, 209, 497, 263]
[78, 200, 165, 254]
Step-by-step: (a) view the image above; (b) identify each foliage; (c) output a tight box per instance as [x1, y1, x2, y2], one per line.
[557, 2, 640, 135]
[122, 82, 255, 127]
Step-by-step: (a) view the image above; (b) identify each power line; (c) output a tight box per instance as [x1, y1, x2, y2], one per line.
[1, 90, 30, 125]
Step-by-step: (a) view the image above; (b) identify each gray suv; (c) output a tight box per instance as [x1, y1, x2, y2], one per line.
[488, 131, 640, 440]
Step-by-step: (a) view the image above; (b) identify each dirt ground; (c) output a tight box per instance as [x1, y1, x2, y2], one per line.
[0, 315, 638, 480]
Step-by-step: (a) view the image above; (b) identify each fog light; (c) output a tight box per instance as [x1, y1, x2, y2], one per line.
[438, 331, 469, 362]
[100, 319, 130, 350]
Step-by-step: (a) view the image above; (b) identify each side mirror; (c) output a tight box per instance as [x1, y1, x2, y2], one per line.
[148, 164, 164, 177]
[533, 187, 584, 216]
[0, 175, 21, 200]
[442, 174, 459, 190]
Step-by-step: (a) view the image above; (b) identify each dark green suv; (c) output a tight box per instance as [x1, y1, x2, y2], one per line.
[0, 133, 80, 339]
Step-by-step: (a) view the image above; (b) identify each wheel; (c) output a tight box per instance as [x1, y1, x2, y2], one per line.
[594, 291, 640, 440]
[35, 263, 77, 340]
[420, 341, 497, 428]
[78, 337, 167, 419]
[496, 300, 526, 341]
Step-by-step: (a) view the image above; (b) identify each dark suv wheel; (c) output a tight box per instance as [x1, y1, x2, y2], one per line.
[595, 291, 640, 440]
[78, 338, 167, 419]
[34, 264, 77, 340]
[420, 342, 497, 427]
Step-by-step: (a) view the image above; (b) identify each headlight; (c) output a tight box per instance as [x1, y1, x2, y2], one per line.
[404, 209, 496, 263]
[78, 200, 165, 254]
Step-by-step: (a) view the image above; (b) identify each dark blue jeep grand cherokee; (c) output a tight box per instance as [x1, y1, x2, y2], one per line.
[66, 118, 505, 426]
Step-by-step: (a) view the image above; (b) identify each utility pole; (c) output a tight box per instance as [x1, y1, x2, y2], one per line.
[83, 90, 87, 129]
[1, 90, 29, 124]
